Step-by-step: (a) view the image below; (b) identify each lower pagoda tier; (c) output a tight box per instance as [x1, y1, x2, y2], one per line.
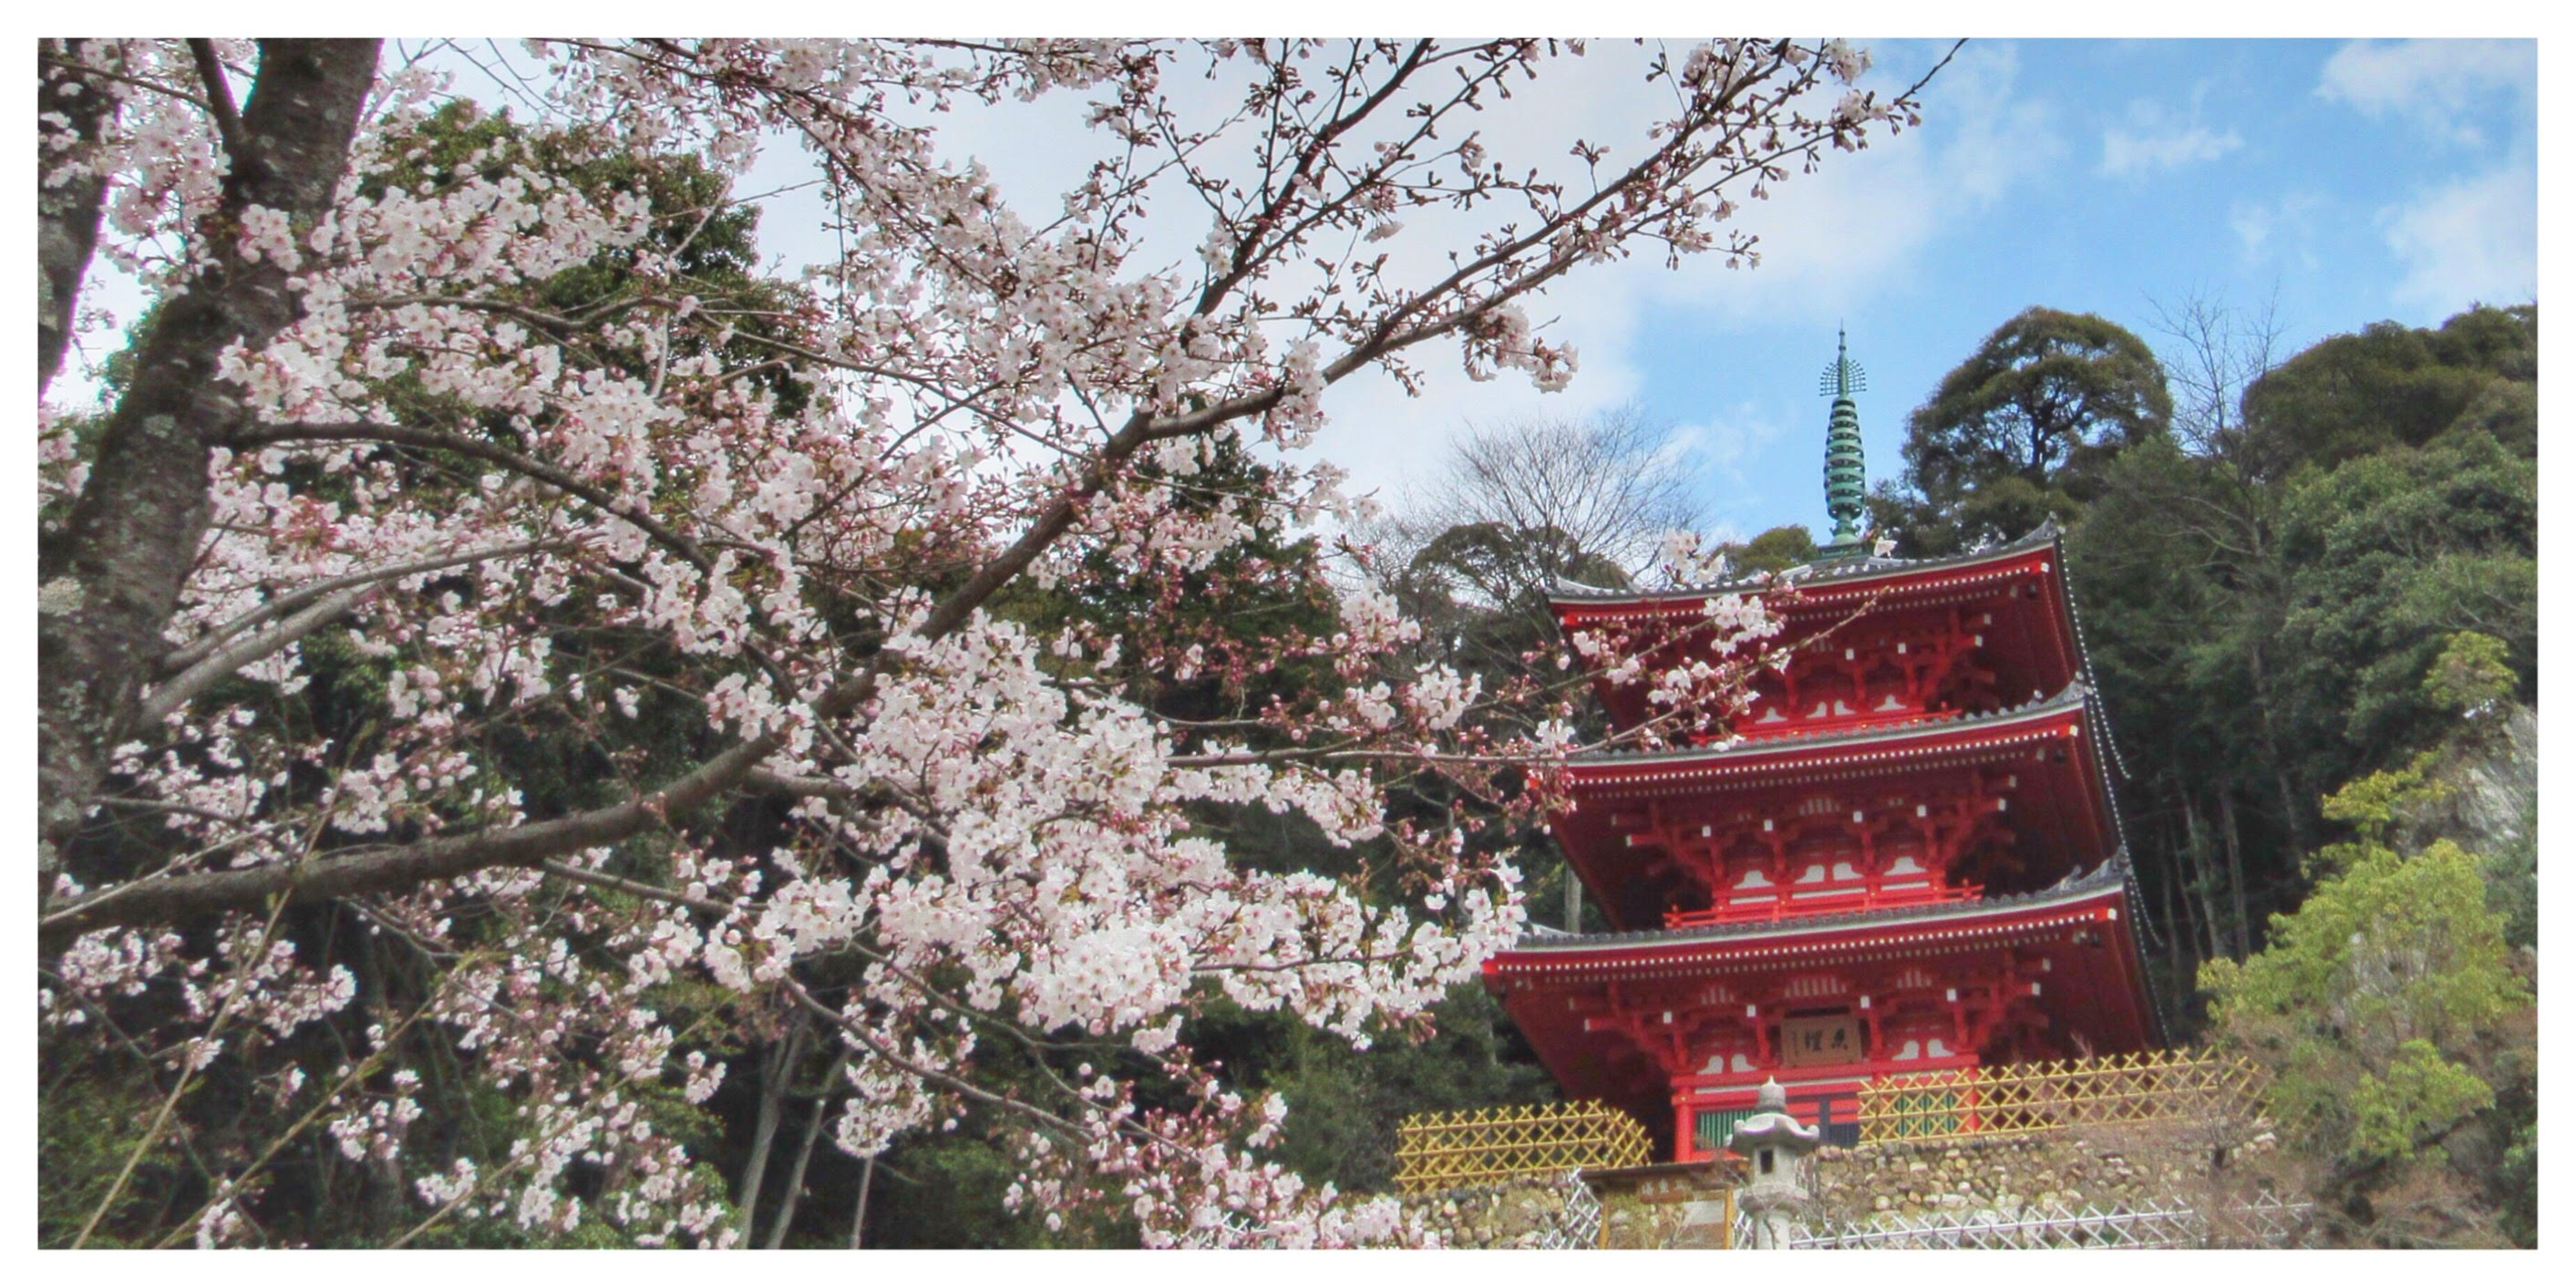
[1482, 857, 2159, 1161]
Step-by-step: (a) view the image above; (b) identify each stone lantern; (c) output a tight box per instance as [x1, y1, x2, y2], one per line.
[1726, 1078, 1821, 1249]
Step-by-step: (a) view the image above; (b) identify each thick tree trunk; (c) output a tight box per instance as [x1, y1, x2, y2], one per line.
[2218, 791, 2253, 958]
[2154, 818, 2189, 986]
[37, 39, 380, 879]
[2184, 788, 2225, 963]
[37, 38, 117, 397]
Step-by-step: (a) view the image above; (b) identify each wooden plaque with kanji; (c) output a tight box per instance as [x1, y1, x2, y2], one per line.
[1779, 1013, 1860, 1066]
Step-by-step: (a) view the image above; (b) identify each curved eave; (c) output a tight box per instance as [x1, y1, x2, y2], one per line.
[1550, 522, 2061, 618]
[1561, 684, 2089, 792]
[1489, 859, 2132, 984]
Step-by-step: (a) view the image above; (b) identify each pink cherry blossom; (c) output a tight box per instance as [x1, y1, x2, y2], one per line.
[37, 37, 1924, 1247]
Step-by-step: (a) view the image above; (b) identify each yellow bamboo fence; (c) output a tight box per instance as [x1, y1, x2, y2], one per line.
[1392, 1100, 1653, 1194]
[1856, 1048, 2269, 1146]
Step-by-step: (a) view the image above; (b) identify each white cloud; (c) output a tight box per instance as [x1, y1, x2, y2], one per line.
[2382, 164, 2537, 321]
[2228, 191, 2323, 267]
[2315, 39, 2535, 146]
[1664, 405, 1789, 534]
[2099, 99, 2241, 178]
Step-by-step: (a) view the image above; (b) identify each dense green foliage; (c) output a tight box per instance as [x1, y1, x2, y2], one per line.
[1717, 523, 1819, 575]
[2057, 304, 2536, 980]
[2200, 760, 2535, 1246]
[2238, 305, 2538, 479]
[1871, 306, 2172, 553]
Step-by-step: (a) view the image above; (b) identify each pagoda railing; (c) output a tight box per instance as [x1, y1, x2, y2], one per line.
[1665, 880, 1983, 929]
[1854, 1048, 2267, 1145]
[1392, 1101, 1652, 1194]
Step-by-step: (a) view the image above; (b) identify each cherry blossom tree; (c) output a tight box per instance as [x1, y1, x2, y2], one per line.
[37, 37, 1932, 1247]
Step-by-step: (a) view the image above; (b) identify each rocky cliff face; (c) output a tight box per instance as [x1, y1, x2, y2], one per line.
[2408, 702, 2538, 950]
[2412, 704, 2537, 858]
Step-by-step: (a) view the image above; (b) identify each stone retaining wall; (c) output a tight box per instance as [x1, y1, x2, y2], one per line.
[1410, 1179, 1592, 1249]
[1807, 1125, 2282, 1226]
[1410, 1168, 1738, 1248]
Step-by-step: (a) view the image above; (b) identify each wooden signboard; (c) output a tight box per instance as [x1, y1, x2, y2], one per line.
[1780, 1013, 1860, 1066]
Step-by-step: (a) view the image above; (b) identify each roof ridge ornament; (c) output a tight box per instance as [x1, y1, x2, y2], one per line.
[1818, 326, 1870, 555]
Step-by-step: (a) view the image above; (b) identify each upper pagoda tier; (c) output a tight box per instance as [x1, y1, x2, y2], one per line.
[1551, 682, 2119, 933]
[1551, 522, 2087, 743]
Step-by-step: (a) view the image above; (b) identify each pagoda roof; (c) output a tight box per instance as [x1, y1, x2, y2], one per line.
[1550, 520, 2061, 611]
[1494, 850, 2132, 972]
[1562, 682, 2090, 783]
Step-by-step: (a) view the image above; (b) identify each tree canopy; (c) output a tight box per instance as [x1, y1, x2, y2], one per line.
[1874, 305, 2171, 554]
[2239, 304, 2537, 479]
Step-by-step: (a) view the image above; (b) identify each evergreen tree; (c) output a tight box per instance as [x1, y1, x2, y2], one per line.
[1873, 306, 2170, 554]
[2239, 304, 2537, 479]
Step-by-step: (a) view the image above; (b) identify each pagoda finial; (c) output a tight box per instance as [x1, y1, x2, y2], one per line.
[1817, 327, 1870, 553]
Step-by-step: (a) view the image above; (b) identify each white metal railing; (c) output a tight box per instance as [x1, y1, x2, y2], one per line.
[1527, 1170, 1603, 1249]
[1781, 1195, 2314, 1250]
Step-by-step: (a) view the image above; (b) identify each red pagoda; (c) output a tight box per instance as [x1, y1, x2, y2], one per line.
[1485, 335, 2161, 1160]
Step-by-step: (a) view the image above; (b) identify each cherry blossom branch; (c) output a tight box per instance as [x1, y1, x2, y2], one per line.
[158, 540, 570, 676]
[135, 586, 371, 728]
[186, 40, 247, 163]
[381, 1006, 736, 1249]
[232, 422, 710, 570]
[779, 976, 1089, 1140]
[36, 48, 205, 111]
[145, 974, 456, 1249]
[71, 893, 294, 1248]
[536, 859, 728, 917]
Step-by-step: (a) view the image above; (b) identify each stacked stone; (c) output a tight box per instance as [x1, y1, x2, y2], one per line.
[1805, 1134, 2230, 1224]
[1411, 1180, 1592, 1249]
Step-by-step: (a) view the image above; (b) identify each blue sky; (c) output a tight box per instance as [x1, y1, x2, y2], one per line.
[1609, 38, 2539, 541]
